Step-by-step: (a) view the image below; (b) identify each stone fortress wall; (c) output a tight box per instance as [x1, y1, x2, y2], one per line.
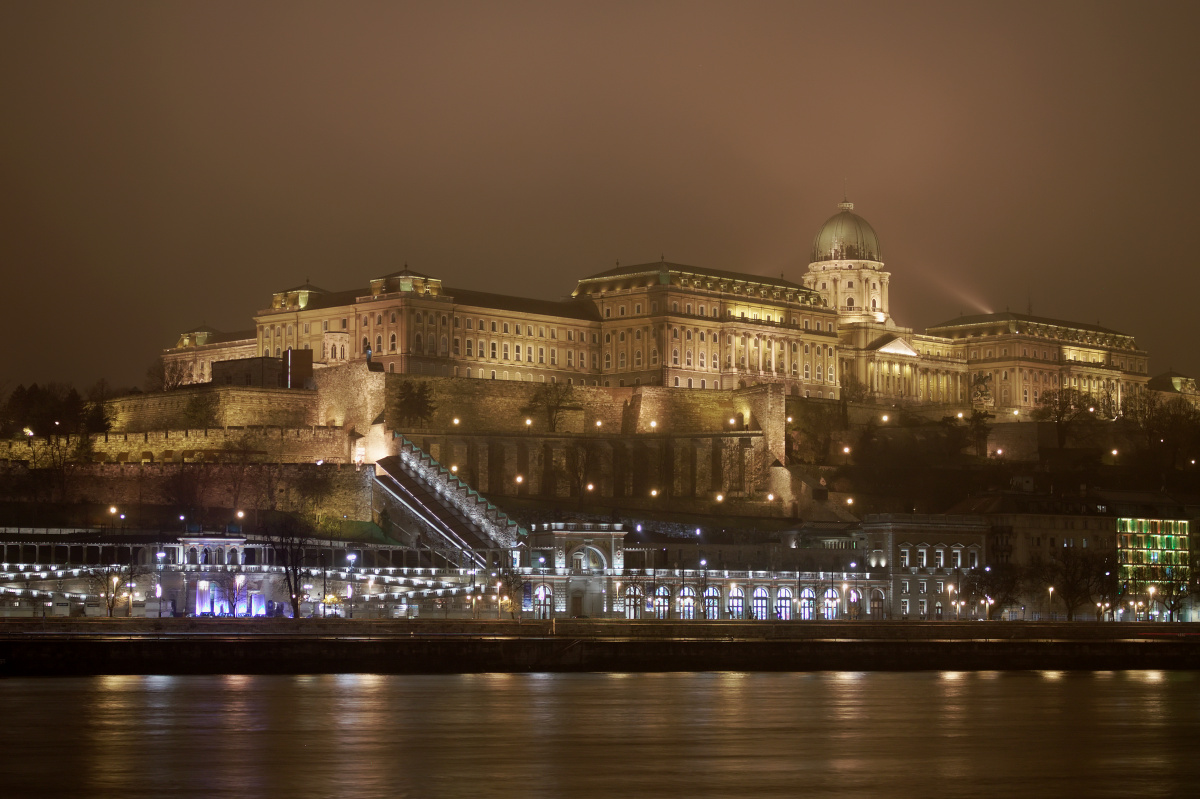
[107, 386, 318, 432]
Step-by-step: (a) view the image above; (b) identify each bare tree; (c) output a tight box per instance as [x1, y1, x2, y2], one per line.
[145, 357, 188, 392]
[1031, 388, 1098, 448]
[497, 560, 527, 622]
[212, 571, 251, 617]
[85, 562, 148, 617]
[524, 382, 577, 432]
[564, 439, 600, 505]
[263, 515, 317, 619]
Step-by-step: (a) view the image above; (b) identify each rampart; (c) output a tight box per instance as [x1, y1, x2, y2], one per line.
[0, 426, 352, 466]
[0, 460, 374, 521]
[106, 386, 317, 432]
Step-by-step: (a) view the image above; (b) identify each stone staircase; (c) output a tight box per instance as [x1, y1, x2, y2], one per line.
[374, 437, 524, 566]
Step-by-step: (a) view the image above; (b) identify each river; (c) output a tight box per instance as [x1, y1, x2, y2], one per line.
[3, 671, 1198, 798]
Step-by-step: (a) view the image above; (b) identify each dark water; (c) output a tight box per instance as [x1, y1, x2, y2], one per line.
[3, 671, 1199, 798]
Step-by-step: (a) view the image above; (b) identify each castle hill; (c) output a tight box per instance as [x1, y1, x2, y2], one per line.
[2, 199, 1198, 674]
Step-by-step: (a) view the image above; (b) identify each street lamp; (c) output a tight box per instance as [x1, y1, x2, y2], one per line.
[1048, 586, 1054, 619]
[700, 559, 708, 619]
[1148, 585, 1155, 620]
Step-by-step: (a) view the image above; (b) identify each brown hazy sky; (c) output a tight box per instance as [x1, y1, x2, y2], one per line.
[2, 1, 1198, 389]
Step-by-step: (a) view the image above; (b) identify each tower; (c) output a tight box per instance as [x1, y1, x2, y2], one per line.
[801, 200, 891, 326]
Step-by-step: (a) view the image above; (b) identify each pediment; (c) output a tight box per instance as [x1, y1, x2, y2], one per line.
[867, 334, 920, 357]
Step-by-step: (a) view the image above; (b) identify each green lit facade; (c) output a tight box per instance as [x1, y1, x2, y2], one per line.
[1116, 518, 1190, 590]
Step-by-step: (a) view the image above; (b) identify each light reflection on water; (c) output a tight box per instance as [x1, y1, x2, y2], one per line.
[4, 671, 1199, 799]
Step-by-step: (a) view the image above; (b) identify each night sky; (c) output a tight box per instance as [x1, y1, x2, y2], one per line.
[2, 1, 1198, 390]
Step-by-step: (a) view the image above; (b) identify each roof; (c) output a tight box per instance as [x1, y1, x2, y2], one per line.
[577, 261, 811, 292]
[289, 287, 372, 310]
[178, 326, 257, 344]
[1147, 370, 1196, 393]
[377, 267, 435, 280]
[279, 282, 332, 294]
[926, 311, 1127, 337]
[811, 200, 882, 263]
[444, 286, 603, 321]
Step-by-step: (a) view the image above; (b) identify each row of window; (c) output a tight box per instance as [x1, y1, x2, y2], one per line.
[897, 548, 978, 569]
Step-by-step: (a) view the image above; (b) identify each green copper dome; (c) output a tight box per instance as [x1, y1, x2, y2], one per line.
[811, 200, 881, 263]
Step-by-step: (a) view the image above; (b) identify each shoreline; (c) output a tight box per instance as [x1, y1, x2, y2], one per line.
[3, 619, 1198, 675]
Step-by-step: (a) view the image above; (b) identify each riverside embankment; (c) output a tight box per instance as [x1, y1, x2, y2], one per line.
[2, 618, 1198, 675]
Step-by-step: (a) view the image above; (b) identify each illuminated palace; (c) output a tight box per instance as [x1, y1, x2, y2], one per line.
[165, 200, 1151, 413]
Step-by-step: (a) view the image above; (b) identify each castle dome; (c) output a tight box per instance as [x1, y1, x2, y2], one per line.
[811, 200, 881, 263]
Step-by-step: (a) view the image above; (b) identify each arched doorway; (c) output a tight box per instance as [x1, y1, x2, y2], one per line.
[623, 585, 643, 619]
[751, 587, 770, 620]
[652, 586, 670, 619]
[703, 586, 721, 620]
[533, 585, 552, 620]
[679, 587, 696, 620]
[776, 587, 793, 621]
[728, 587, 745, 620]
[799, 588, 816, 620]
[823, 588, 839, 620]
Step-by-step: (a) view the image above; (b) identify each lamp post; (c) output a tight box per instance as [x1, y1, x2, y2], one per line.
[700, 559, 708, 619]
[1048, 586, 1054, 620]
[155, 551, 166, 617]
[347, 553, 357, 619]
[1148, 585, 1156, 621]
[320, 552, 327, 618]
[850, 561, 858, 620]
[538, 556, 546, 620]
[948, 584, 956, 620]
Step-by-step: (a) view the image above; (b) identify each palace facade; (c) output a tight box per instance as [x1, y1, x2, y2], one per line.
[164, 200, 1151, 414]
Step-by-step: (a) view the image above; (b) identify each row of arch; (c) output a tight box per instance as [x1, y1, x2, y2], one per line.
[530, 584, 886, 620]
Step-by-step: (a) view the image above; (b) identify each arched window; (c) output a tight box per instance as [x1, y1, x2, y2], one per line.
[362, 337, 370, 353]
[634, 350, 643, 367]
[846, 297, 855, 307]
[534, 585, 552, 620]
[872, 298, 878, 309]
[376, 314, 382, 325]
[685, 330, 692, 341]
[727, 587, 745, 620]
[698, 352, 705, 368]
[605, 353, 612, 369]
[390, 312, 396, 323]
[340, 345, 345, 359]
[679, 586, 696, 620]
[685, 351, 693, 367]
[817, 365, 823, 381]
[618, 352, 627, 368]
[440, 335, 447, 355]
[672, 348, 679, 366]
[619, 331, 626, 343]
[414, 333, 422, 352]
[389, 333, 396, 351]
[375, 335, 382, 352]
[776, 587, 793, 621]
[651, 348, 659, 365]
[823, 588, 839, 620]
[653, 586, 670, 619]
[804, 363, 811, 379]
[751, 587, 770, 621]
